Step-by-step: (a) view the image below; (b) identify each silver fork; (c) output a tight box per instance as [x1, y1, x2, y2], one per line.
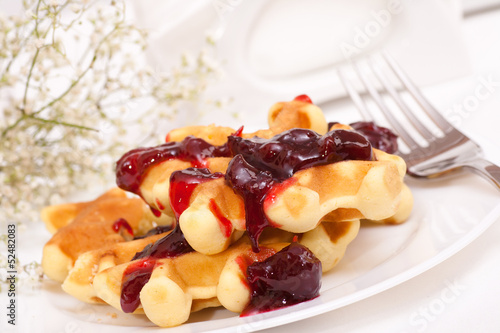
[337, 52, 500, 190]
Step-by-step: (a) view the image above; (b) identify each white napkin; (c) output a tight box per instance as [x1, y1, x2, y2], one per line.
[132, 0, 472, 129]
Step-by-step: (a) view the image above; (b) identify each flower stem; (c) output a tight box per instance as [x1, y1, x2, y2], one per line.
[29, 116, 99, 132]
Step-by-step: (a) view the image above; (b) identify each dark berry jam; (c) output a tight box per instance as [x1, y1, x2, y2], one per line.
[121, 224, 194, 313]
[133, 225, 173, 240]
[349, 121, 398, 154]
[115, 136, 230, 196]
[112, 218, 133, 236]
[169, 168, 224, 219]
[293, 94, 313, 104]
[226, 128, 372, 251]
[241, 242, 322, 317]
[131, 224, 193, 261]
[225, 154, 275, 252]
[120, 258, 156, 313]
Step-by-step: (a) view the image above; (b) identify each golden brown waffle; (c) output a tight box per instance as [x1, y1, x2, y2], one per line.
[91, 220, 359, 327]
[41, 188, 127, 234]
[62, 232, 169, 304]
[42, 189, 172, 282]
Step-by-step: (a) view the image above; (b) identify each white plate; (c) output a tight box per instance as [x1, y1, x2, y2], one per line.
[12, 141, 499, 333]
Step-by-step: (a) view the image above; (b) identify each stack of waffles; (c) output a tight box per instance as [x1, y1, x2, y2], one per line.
[42, 96, 413, 327]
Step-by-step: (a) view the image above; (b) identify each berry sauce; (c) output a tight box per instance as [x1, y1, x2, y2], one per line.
[169, 168, 224, 219]
[208, 198, 233, 238]
[226, 128, 372, 251]
[241, 242, 322, 316]
[293, 94, 313, 104]
[131, 224, 193, 262]
[115, 136, 230, 196]
[120, 168, 223, 313]
[112, 218, 133, 236]
[133, 225, 173, 240]
[120, 258, 156, 313]
[349, 121, 398, 154]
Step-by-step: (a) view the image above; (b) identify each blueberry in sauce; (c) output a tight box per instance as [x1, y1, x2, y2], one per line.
[241, 242, 322, 316]
[349, 121, 398, 154]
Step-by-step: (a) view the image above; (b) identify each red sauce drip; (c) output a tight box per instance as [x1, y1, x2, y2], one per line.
[120, 258, 156, 313]
[115, 136, 230, 196]
[208, 198, 233, 238]
[112, 218, 133, 236]
[155, 198, 165, 211]
[349, 121, 398, 154]
[169, 168, 224, 219]
[263, 178, 296, 215]
[293, 94, 313, 104]
[226, 128, 372, 251]
[233, 126, 244, 137]
[241, 243, 322, 317]
[150, 206, 162, 217]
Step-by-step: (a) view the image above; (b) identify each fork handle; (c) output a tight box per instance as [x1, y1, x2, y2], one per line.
[464, 158, 500, 190]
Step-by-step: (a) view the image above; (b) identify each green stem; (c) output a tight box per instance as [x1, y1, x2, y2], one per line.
[1, 116, 26, 138]
[29, 115, 99, 132]
[20, 0, 44, 114]
[32, 54, 96, 115]
[1, 114, 98, 138]
[21, 48, 40, 114]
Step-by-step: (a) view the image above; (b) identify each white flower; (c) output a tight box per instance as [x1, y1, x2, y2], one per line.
[34, 38, 44, 49]
[0, 0, 222, 227]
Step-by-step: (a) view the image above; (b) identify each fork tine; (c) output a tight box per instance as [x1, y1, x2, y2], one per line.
[381, 51, 454, 133]
[337, 68, 373, 120]
[351, 61, 420, 150]
[369, 56, 437, 142]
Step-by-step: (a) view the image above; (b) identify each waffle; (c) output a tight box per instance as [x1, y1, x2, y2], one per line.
[42, 188, 172, 282]
[91, 220, 359, 327]
[62, 231, 169, 304]
[42, 95, 413, 329]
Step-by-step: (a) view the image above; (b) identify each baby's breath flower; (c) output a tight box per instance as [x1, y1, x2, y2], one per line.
[0, 0, 223, 286]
